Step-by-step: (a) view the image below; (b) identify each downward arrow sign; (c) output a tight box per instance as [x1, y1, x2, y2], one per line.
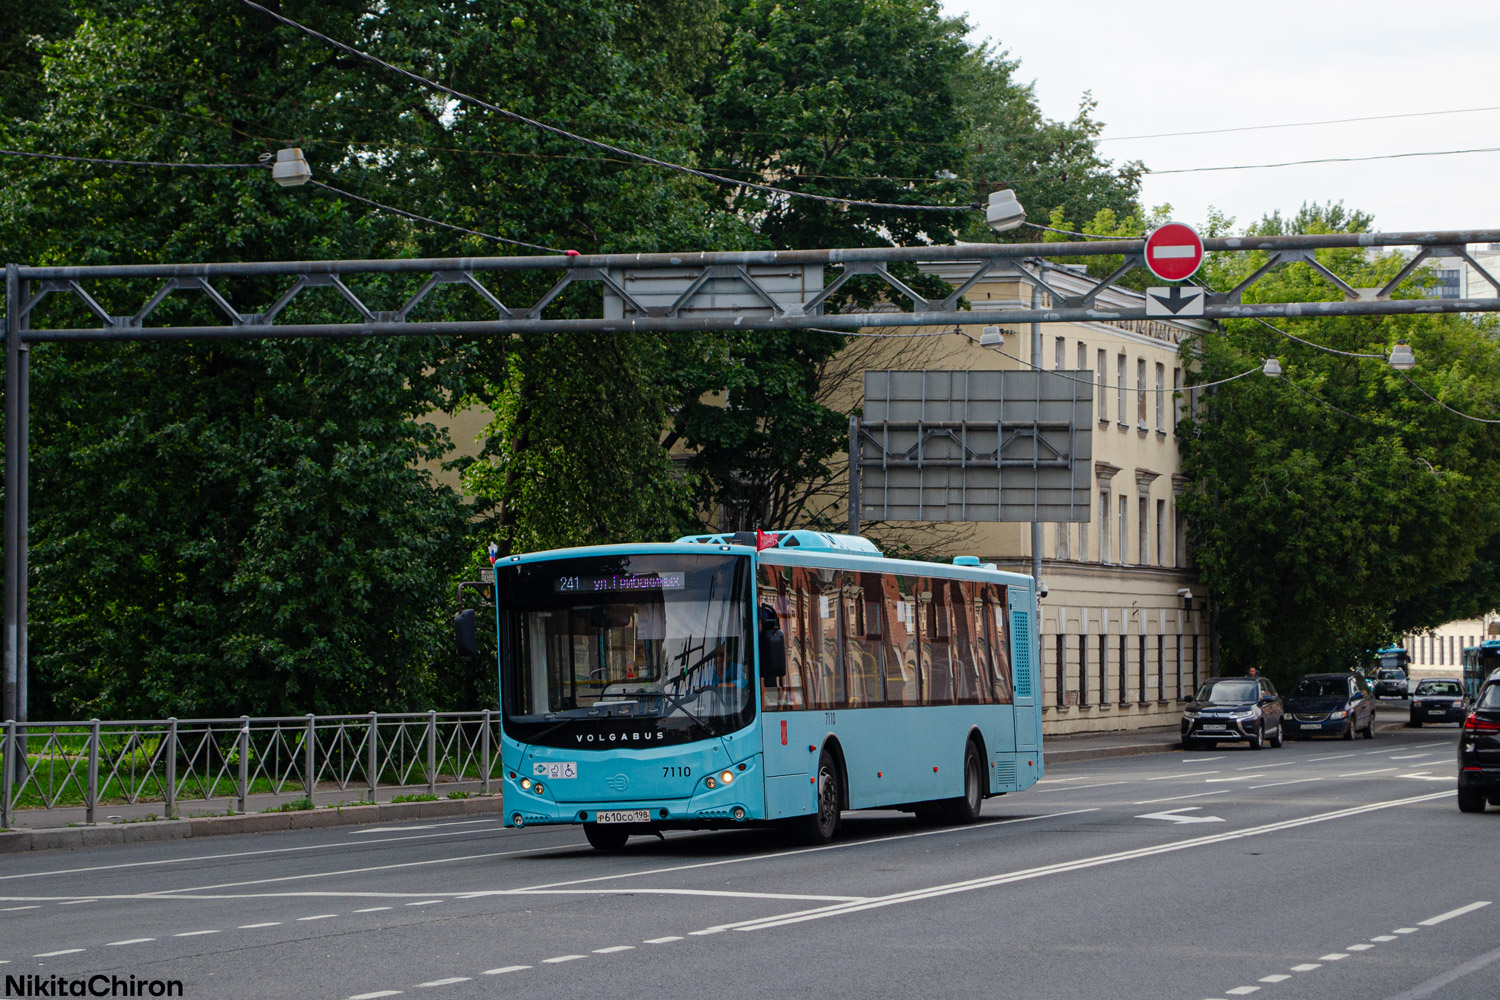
[1148, 285, 1202, 315]
[1134, 806, 1225, 824]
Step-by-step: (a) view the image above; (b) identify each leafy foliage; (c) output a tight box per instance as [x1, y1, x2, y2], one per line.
[1178, 204, 1500, 685]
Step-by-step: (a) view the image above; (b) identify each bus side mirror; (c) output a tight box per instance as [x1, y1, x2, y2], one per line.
[758, 606, 786, 683]
[454, 607, 478, 657]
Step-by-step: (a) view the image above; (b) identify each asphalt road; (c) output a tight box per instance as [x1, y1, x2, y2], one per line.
[1, 712, 1494, 1000]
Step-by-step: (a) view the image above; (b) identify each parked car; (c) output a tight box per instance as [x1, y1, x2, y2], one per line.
[1410, 677, 1468, 727]
[1283, 672, 1376, 740]
[1181, 675, 1284, 750]
[1457, 677, 1500, 812]
[1374, 666, 1409, 699]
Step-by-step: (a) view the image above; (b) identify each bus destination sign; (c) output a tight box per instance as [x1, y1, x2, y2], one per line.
[554, 572, 686, 594]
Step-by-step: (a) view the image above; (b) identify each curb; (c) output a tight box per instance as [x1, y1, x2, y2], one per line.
[0, 795, 506, 854]
[1046, 740, 1181, 765]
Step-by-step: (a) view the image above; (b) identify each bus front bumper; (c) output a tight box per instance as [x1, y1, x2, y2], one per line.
[502, 759, 766, 829]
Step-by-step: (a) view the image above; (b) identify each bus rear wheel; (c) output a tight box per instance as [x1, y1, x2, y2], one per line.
[791, 749, 841, 845]
[940, 741, 984, 824]
[583, 823, 630, 851]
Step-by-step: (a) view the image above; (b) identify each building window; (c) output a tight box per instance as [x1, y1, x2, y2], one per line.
[1139, 495, 1150, 565]
[1156, 499, 1167, 567]
[1078, 519, 1090, 564]
[1136, 358, 1148, 426]
[1176, 508, 1189, 568]
[1138, 633, 1148, 705]
[1119, 633, 1129, 705]
[1097, 349, 1108, 424]
[1101, 491, 1112, 563]
[1173, 367, 1183, 433]
[1117, 354, 1127, 424]
[1055, 336, 1066, 370]
[1055, 521, 1069, 561]
[1119, 494, 1129, 566]
[1155, 363, 1166, 432]
[1099, 631, 1109, 705]
[1157, 632, 1166, 701]
[1056, 633, 1066, 707]
[1077, 342, 1088, 373]
[1079, 633, 1089, 706]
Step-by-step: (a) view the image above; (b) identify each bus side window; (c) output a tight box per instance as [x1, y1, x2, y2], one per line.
[758, 562, 805, 711]
[845, 573, 885, 707]
[881, 575, 920, 705]
[982, 584, 1013, 704]
[920, 579, 955, 705]
[950, 580, 985, 704]
[811, 568, 845, 710]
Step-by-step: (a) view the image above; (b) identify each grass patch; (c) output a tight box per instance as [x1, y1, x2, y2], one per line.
[445, 790, 473, 800]
[390, 793, 439, 804]
[262, 797, 315, 813]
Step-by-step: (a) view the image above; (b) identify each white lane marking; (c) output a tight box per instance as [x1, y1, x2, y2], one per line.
[1348, 943, 1374, 951]
[354, 907, 392, 914]
[497, 888, 865, 902]
[1148, 771, 1220, 780]
[481, 966, 530, 975]
[58, 899, 97, 905]
[542, 955, 585, 964]
[1249, 778, 1324, 790]
[1382, 941, 1500, 1000]
[105, 938, 155, 946]
[405, 900, 442, 907]
[1308, 753, 1356, 761]
[1290, 963, 1321, 972]
[1135, 807, 1223, 825]
[297, 914, 337, 921]
[1338, 768, 1395, 777]
[1205, 774, 1265, 783]
[415, 978, 470, 988]
[644, 937, 682, 944]
[1236, 761, 1296, 771]
[0, 822, 512, 883]
[1398, 773, 1452, 782]
[1, 906, 38, 912]
[1321, 953, 1349, 961]
[1395, 928, 1418, 934]
[173, 930, 220, 937]
[721, 793, 1448, 933]
[1184, 755, 1225, 762]
[349, 992, 403, 999]
[1226, 988, 1259, 996]
[1035, 775, 1096, 784]
[239, 922, 280, 929]
[513, 809, 1099, 894]
[1419, 901, 1490, 926]
[593, 946, 634, 954]
[1259, 975, 1290, 983]
[1035, 781, 1128, 793]
[35, 949, 84, 957]
[1408, 742, 1449, 749]
[1372, 935, 1397, 942]
[1387, 754, 1434, 760]
[138, 845, 573, 896]
[1133, 790, 1230, 806]
[688, 928, 726, 936]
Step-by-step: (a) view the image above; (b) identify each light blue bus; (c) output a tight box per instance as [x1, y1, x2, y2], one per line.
[485, 529, 1042, 850]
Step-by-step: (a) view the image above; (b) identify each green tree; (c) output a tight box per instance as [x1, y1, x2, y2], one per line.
[1178, 204, 1500, 686]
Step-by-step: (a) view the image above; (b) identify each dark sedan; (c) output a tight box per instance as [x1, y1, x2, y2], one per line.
[1283, 673, 1375, 740]
[1410, 677, 1467, 726]
[1181, 676, 1284, 750]
[1458, 679, 1500, 812]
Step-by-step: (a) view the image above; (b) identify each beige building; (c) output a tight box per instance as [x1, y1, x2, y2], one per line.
[1400, 615, 1500, 682]
[844, 259, 1214, 736]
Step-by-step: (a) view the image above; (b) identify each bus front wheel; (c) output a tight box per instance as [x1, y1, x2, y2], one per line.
[583, 823, 630, 851]
[791, 750, 841, 845]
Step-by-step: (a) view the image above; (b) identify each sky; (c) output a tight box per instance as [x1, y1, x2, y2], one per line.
[947, 0, 1500, 236]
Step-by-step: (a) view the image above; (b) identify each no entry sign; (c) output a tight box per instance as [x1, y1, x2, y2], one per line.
[1144, 222, 1204, 281]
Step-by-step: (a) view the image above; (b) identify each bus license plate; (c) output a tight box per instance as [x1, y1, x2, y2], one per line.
[596, 810, 649, 824]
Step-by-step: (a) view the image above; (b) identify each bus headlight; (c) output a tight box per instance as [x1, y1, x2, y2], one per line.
[520, 778, 532, 790]
[705, 777, 717, 789]
[720, 771, 735, 785]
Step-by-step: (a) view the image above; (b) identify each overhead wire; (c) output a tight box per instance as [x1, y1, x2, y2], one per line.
[1100, 104, 1500, 143]
[1151, 145, 1500, 175]
[307, 180, 563, 253]
[235, 0, 976, 215]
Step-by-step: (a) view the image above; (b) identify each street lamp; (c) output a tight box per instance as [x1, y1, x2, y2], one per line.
[268, 147, 313, 187]
[985, 189, 1026, 233]
[979, 325, 1005, 348]
[1388, 341, 1416, 370]
[1261, 357, 1283, 377]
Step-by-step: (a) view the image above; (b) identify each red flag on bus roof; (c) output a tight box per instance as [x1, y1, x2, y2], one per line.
[756, 529, 779, 551]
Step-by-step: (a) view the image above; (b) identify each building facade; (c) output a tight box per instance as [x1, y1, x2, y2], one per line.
[845, 259, 1213, 736]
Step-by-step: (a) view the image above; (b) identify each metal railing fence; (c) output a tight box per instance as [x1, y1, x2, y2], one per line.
[0, 710, 501, 828]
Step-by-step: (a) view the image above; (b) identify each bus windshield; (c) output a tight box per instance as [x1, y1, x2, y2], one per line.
[496, 552, 755, 749]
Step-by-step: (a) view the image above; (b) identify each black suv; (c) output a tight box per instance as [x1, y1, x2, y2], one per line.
[1458, 678, 1500, 812]
[1284, 672, 1376, 740]
[1182, 676, 1284, 750]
